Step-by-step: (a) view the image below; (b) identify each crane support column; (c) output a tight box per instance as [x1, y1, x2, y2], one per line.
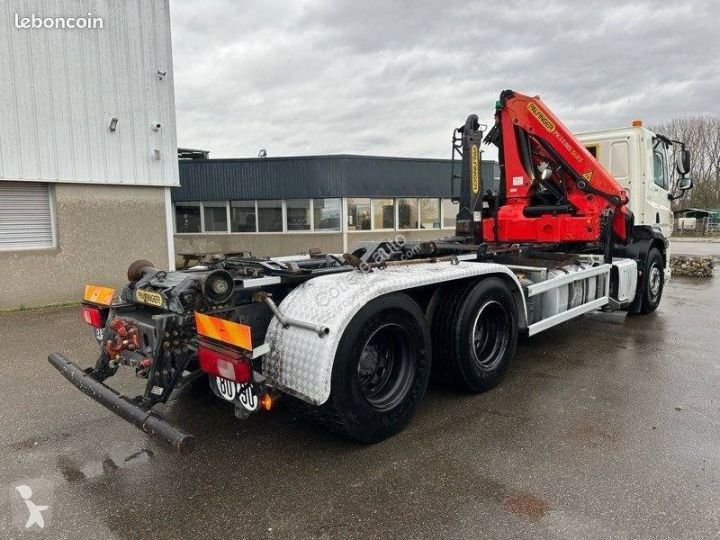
[454, 114, 485, 243]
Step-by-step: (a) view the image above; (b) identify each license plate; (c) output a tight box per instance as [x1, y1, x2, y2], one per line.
[93, 327, 104, 344]
[210, 376, 258, 412]
[135, 288, 163, 307]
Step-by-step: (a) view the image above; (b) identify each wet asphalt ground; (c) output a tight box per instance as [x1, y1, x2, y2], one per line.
[0, 242, 718, 539]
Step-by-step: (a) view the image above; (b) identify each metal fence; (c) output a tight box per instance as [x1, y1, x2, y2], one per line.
[673, 217, 720, 236]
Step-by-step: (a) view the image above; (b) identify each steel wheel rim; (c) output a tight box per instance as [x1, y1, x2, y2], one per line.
[471, 300, 511, 370]
[357, 322, 415, 412]
[648, 264, 662, 300]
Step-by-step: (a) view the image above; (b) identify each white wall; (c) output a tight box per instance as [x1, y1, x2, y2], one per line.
[0, 0, 179, 187]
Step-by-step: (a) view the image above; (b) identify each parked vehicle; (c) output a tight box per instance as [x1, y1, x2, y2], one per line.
[49, 91, 693, 452]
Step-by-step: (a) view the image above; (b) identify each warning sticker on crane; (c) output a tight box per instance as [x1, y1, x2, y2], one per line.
[582, 171, 593, 181]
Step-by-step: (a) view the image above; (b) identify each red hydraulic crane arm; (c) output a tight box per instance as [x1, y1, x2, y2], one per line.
[482, 90, 633, 245]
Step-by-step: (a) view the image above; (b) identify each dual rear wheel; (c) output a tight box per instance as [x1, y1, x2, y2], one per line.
[314, 278, 518, 443]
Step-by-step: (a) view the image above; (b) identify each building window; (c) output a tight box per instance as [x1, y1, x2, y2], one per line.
[348, 198, 372, 231]
[0, 182, 55, 250]
[420, 198, 441, 229]
[398, 198, 418, 229]
[230, 201, 257, 232]
[257, 200, 283, 232]
[175, 203, 201, 233]
[286, 199, 311, 231]
[314, 198, 341, 231]
[203, 202, 228, 232]
[372, 198, 395, 230]
[442, 199, 457, 229]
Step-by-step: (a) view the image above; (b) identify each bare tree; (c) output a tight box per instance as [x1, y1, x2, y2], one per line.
[650, 116, 720, 209]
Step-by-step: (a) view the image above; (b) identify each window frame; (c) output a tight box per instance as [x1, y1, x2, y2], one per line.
[285, 198, 313, 233]
[347, 197, 373, 231]
[256, 199, 285, 233]
[174, 201, 204, 234]
[440, 198, 457, 230]
[653, 147, 669, 191]
[202, 201, 230, 233]
[418, 197, 441, 230]
[371, 198, 396, 231]
[230, 200, 258, 233]
[313, 197, 342, 232]
[174, 196, 457, 235]
[397, 197, 419, 230]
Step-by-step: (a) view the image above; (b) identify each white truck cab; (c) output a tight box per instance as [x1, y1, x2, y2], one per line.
[576, 122, 685, 238]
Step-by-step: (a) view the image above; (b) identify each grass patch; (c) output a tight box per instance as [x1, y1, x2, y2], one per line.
[0, 301, 80, 314]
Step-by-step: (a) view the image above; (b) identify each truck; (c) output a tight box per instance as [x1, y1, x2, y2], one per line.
[48, 90, 693, 453]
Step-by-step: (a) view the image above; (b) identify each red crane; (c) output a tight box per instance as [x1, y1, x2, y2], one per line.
[455, 90, 634, 256]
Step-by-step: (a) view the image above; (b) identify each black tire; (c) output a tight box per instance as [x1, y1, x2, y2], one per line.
[309, 293, 431, 443]
[432, 277, 518, 392]
[633, 247, 664, 315]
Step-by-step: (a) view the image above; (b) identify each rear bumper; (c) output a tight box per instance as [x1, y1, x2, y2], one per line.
[48, 352, 196, 454]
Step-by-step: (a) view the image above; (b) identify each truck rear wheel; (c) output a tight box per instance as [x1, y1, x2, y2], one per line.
[432, 277, 518, 392]
[316, 293, 431, 443]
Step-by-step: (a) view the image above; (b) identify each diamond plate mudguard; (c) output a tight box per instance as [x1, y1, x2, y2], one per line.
[263, 261, 525, 405]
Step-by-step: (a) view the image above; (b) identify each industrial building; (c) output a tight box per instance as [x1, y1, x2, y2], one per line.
[0, 1, 178, 309]
[0, 0, 500, 309]
[173, 155, 500, 258]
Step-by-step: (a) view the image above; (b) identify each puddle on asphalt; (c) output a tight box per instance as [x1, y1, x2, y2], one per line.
[503, 491, 550, 522]
[57, 446, 154, 483]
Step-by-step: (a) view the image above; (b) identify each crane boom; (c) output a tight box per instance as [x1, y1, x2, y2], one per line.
[472, 90, 633, 250]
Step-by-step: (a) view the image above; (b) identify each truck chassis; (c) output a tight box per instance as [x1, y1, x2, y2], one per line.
[49, 91, 687, 452]
[49, 239, 646, 453]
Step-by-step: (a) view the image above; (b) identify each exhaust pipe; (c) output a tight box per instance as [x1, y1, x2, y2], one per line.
[48, 353, 196, 454]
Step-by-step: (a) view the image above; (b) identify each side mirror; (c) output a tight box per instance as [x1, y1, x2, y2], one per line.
[677, 176, 693, 191]
[668, 176, 693, 200]
[675, 148, 691, 175]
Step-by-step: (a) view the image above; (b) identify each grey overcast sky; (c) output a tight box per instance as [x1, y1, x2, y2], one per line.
[169, 0, 718, 159]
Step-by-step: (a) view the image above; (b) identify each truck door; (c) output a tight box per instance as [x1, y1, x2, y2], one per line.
[648, 143, 672, 237]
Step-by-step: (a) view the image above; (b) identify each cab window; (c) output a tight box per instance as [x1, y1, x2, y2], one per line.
[653, 149, 668, 190]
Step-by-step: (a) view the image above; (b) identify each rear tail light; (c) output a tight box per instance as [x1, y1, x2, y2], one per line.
[81, 304, 108, 329]
[198, 341, 251, 383]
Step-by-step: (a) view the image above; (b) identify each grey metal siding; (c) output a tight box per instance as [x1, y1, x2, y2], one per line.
[175, 155, 498, 201]
[177, 157, 345, 200]
[0, 0, 178, 187]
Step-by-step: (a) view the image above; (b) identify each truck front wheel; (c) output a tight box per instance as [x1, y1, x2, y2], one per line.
[432, 277, 518, 392]
[319, 293, 431, 443]
[628, 247, 664, 315]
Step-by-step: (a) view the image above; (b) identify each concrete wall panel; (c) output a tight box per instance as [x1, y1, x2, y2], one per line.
[1, 184, 168, 309]
[174, 233, 344, 259]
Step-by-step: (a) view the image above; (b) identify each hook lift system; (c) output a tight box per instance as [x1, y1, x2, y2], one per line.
[48, 90, 692, 452]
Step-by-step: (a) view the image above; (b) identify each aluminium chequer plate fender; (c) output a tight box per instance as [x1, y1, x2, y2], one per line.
[262, 261, 525, 405]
